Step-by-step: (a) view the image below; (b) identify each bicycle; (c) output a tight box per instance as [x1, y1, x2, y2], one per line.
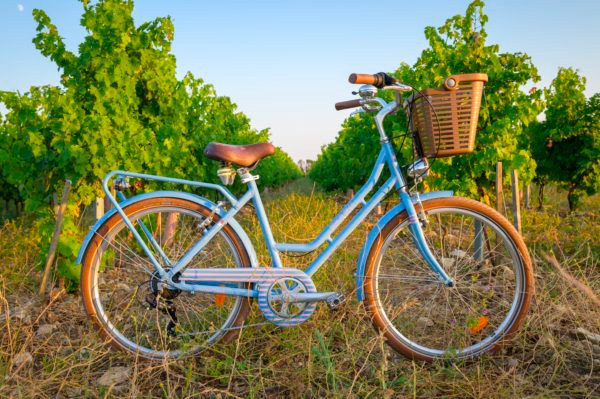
[78, 72, 533, 362]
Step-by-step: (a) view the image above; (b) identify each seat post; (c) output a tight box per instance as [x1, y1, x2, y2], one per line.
[237, 167, 260, 185]
[240, 169, 283, 268]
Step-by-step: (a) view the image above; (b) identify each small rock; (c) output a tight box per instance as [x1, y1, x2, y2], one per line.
[450, 249, 467, 258]
[62, 296, 76, 305]
[506, 357, 519, 368]
[574, 328, 600, 344]
[501, 265, 515, 279]
[97, 366, 131, 387]
[12, 352, 33, 367]
[115, 283, 131, 291]
[10, 301, 35, 324]
[36, 323, 57, 337]
[64, 386, 83, 398]
[417, 316, 434, 327]
[441, 257, 455, 268]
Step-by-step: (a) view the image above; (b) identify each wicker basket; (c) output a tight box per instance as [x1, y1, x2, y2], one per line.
[411, 73, 488, 158]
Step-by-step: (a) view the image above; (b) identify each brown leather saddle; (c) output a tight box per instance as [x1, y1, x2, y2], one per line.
[203, 142, 275, 167]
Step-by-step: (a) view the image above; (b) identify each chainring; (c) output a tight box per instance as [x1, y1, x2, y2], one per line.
[257, 276, 317, 327]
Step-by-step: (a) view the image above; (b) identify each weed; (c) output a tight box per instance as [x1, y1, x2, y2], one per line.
[0, 182, 598, 398]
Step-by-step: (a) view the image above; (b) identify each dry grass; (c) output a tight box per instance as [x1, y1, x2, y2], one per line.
[0, 181, 599, 398]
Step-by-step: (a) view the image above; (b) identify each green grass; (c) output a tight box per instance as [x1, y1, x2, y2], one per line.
[0, 179, 599, 398]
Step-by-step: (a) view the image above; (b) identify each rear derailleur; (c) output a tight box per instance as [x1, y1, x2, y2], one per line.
[145, 271, 181, 337]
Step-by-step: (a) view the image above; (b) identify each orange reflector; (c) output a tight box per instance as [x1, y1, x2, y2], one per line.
[215, 285, 226, 307]
[469, 316, 489, 334]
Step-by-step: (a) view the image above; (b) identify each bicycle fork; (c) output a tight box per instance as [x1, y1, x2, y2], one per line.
[382, 141, 454, 287]
[400, 190, 454, 287]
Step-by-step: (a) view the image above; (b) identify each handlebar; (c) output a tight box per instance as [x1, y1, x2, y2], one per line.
[335, 99, 362, 111]
[348, 74, 379, 85]
[336, 71, 409, 111]
[348, 72, 397, 88]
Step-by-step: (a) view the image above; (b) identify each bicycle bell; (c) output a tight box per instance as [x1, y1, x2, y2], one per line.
[357, 84, 378, 99]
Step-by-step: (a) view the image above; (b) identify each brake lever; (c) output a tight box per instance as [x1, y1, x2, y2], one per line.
[383, 83, 413, 92]
[363, 105, 382, 112]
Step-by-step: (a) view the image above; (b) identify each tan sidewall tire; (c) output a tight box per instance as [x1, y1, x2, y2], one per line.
[80, 197, 253, 360]
[363, 197, 534, 362]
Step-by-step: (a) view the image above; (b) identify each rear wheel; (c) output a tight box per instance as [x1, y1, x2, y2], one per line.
[364, 197, 533, 361]
[80, 197, 253, 360]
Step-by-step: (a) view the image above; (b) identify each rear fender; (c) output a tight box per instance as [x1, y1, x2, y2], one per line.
[75, 191, 259, 267]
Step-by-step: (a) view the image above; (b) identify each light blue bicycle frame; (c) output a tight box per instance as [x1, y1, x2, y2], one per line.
[99, 101, 454, 300]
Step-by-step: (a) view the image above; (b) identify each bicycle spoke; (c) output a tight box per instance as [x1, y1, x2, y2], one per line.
[372, 205, 525, 359]
[88, 205, 249, 358]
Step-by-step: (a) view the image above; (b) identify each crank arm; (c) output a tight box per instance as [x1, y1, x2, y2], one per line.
[270, 292, 338, 304]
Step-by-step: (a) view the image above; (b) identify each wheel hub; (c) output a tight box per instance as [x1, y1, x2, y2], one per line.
[266, 277, 308, 318]
[149, 271, 181, 300]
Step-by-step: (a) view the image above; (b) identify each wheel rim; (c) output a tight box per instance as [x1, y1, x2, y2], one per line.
[89, 206, 246, 358]
[373, 207, 525, 359]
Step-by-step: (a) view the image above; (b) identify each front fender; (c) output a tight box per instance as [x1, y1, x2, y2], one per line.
[355, 191, 453, 301]
[76, 191, 259, 267]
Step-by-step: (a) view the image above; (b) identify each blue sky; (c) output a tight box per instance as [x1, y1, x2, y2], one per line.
[1, 1, 599, 161]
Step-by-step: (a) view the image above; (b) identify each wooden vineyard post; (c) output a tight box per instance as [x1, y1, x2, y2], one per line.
[39, 180, 72, 296]
[95, 196, 104, 221]
[496, 161, 503, 213]
[491, 161, 503, 267]
[163, 213, 179, 246]
[474, 220, 483, 261]
[103, 187, 117, 212]
[511, 170, 522, 233]
[53, 193, 59, 214]
[154, 212, 162, 239]
[524, 183, 531, 209]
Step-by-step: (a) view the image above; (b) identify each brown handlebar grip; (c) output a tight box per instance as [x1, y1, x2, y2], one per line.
[335, 99, 362, 111]
[349, 73, 377, 85]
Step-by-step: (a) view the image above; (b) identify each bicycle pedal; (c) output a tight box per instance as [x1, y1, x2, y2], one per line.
[325, 293, 345, 310]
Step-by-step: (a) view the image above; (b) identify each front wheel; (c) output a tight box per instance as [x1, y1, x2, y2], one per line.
[363, 197, 533, 361]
